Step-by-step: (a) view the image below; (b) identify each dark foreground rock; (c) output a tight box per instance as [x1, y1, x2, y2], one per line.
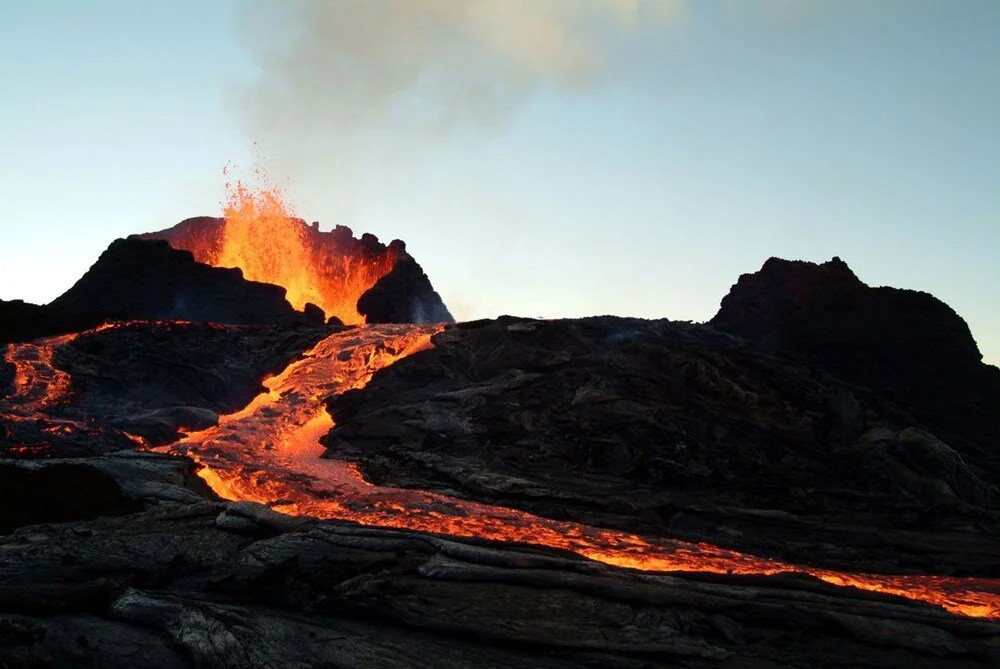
[1, 456, 997, 668]
[324, 317, 1000, 576]
[2, 256, 999, 666]
[358, 255, 454, 324]
[0, 451, 206, 533]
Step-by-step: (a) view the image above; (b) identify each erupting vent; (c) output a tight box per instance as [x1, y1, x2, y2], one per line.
[144, 179, 404, 324]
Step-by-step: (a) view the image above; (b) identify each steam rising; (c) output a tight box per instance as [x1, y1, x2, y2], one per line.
[236, 0, 685, 146]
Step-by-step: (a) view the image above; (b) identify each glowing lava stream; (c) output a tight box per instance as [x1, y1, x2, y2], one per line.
[0, 332, 96, 452]
[0, 321, 206, 454]
[4, 332, 79, 410]
[151, 325, 1000, 621]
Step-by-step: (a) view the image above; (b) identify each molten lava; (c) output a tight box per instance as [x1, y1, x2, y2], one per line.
[147, 175, 403, 325]
[1, 332, 89, 454]
[4, 332, 78, 409]
[158, 325, 1000, 622]
[0, 321, 204, 455]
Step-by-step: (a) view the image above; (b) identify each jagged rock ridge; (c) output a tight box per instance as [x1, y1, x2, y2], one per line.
[0, 238, 326, 346]
[0, 299, 90, 346]
[50, 238, 325, 326]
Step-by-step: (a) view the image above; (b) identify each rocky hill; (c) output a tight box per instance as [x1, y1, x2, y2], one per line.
[710, 257, 1000, 481]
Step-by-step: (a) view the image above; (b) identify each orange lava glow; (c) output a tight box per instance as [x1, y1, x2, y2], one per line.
[0, 321, 212, 453]
[2, 332, 91, 454]
[153, 171, 403, 325]
[157, 325, 1000, 621]
[4, 332, 78, 410]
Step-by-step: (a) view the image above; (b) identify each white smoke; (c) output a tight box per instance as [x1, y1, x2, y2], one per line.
[234, 0, 687, 150]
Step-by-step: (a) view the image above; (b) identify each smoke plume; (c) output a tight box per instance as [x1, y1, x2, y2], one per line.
[234, 0, 686, 153]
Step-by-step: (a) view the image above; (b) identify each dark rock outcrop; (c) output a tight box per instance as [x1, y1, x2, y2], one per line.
[50, 238, 325, 327]
[3, 253, 1000, 667]
[0, 299, 97, 347]
[709, 257, 1000, 473]
[1, 237, 329, 346]
[358, 255, 454, 323]
[2, 217, 452, 346]
[0, 463, 142, 533]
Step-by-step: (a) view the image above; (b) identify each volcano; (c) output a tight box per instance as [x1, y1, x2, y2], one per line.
[139, 216, 453, 325]
[2, 219, 1000, 667]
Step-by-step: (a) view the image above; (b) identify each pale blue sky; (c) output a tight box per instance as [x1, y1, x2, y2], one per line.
[1, 1, 998, 364]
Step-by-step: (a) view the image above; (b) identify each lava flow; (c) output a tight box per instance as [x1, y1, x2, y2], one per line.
[147, 175, 402, 325]
[0, 321, 197, 455]
[159, 325, 1000, 621]
[3, 332, 77, 409]
[0, 331, 88, 454]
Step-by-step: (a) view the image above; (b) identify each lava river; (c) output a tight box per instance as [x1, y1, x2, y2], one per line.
[156, 324, 1000, 621]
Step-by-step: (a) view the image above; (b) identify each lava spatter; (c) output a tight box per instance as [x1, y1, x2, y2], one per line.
[148, 174, 402, 325]
[158, 324, 1000, 621]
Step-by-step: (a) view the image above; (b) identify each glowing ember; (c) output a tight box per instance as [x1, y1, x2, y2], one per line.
[159, 325, 1000, 621]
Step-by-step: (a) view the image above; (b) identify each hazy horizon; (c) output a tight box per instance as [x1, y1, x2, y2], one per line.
[2, 1, 998, 364]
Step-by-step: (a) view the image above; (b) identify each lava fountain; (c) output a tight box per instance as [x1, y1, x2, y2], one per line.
[159, 325, 1000, 621]
[142, 170, 404, 325]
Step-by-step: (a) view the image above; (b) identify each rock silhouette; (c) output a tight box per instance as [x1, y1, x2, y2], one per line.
[51, 238, 325, 327]
[710, 257, 1000, 483]
[0, 299, 94, 346]
[2, 219, 454, 347]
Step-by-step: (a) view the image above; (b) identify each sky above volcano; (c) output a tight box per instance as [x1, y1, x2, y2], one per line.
[1, 0, 998, 364]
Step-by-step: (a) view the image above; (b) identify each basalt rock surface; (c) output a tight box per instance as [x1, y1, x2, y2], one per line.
[0, 322, 334, 455]
[1, 476, 998, 668]
[2, 258, 1000, 667]
[324, 316, 1000, 577]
